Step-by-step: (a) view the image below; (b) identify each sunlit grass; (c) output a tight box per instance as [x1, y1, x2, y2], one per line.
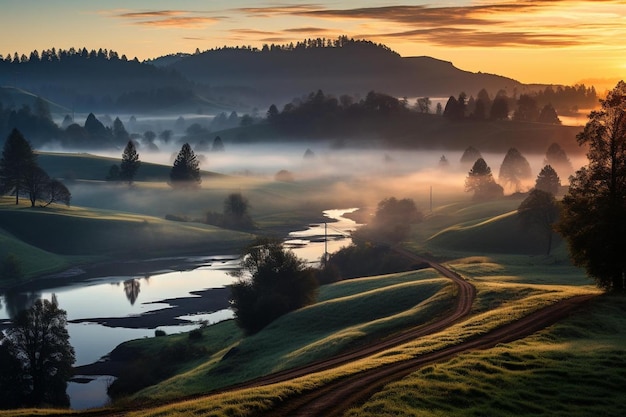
[124, 269, 454, 403]
[346, 294, 624, 417]
[93, 253, 598, 417]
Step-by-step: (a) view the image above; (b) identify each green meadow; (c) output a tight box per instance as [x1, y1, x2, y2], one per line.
[1, 151, 622, 417]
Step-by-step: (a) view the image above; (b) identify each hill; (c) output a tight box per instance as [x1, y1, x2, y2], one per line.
[166, 39, 526, 107]
[1, 39, 545, 114]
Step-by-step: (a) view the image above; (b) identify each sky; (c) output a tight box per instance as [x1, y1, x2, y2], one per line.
[1, 0, 624, 90]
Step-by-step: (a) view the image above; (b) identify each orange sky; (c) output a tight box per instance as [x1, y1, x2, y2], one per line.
[1, 1, 624, 90]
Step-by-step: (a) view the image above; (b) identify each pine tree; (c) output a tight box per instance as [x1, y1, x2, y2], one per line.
[119, 141, 140, 184]
[169, 143, 201, 188]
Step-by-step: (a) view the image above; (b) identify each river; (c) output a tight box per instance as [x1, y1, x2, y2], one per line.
[0, 208, 359, 410]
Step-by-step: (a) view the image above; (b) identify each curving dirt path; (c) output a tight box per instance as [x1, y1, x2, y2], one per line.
[66, 251, 594, 417]
[260, 292, 596, 417]
[221, 251, 476, 391]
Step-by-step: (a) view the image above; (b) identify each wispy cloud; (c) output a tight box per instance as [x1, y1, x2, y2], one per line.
[235, 1, 625, 49]
[110, 9, 220, 29]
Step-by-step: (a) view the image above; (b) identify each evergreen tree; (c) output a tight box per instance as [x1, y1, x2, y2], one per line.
[0, 129, 37, 204]
[460, 146, 482, 166]
[465, 158, 503, 200]
[169, 143, 201, 188]
[538, 103, 561, 124]
[544, 142, 574, 179]
[119, 140, 140, 184]
[535, 165, 561, 195]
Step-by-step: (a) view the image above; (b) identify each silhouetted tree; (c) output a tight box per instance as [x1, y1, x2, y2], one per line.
[465, 158, 503, 200]
[2, 298, 75, 407]
[518, 189, 559, 255]
[112, 117, 130, 144]
[544, 142, 574, 179]
[416, 97, 431, 113]
[535, 165, 561, 195]
[169, 143, 201, 188]
[513, 94, 539, 122]
[439, 155, 450, 168]
[23, 165, 50, 207]
[0, 129, 37, 204]
[353, 197, 423, 244]
[557, 81, 626, 291]
[43, 179, 71, 207]
[212, 136, 225, 152]
[119, 140, 140, 184]
[538, 103, 561, 124]
[223, 192, 254, 229]
[106, 164, 120, 181]
[498, 148, 533, 192]
[460, 146, 482, 166]
[229, 238, 318, 334]
[490, 93, 509, 120]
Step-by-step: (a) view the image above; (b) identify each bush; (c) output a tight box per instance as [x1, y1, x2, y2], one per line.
[154, 329, 166, 337]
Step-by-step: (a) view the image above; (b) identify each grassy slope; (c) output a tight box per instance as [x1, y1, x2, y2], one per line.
[121, 270, 453, 404]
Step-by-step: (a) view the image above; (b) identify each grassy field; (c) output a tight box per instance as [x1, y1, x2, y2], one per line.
[2, 151, 621, 417]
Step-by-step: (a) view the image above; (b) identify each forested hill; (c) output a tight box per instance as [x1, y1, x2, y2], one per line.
[161, 37, 525, 105]
[0, 38, 530, 113]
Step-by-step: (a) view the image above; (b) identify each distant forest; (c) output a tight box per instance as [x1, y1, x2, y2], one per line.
[0, 36, 600, 115]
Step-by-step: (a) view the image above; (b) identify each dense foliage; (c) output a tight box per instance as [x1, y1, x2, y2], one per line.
[0, 129, 71, 207]
[557, 81, 626, 291]
[119, 140, 141, 184]
[518, 189, 559, 255]
[229, 239, 318, 335]
[465, 158, 504, 200]
[169, 143, 201, 188]
[0, 298, 75, 408]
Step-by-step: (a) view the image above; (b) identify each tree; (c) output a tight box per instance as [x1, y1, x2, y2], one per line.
[229, 238, 318, 334]
[518, 189, 559, 255]
[212, 136, 225, 152]
[416, 97, 431, 113]
[544, 142, 574, 180]
[460, 146, 482, 166]
[535, 165, 561, 195]
[223, 192, 254, 229]
[112, 117, 130, 144]
[538, 104, 561, 124]
[43, 179, 71, 207]
[0, 129, 37, 204]
[169, 143, 201, 188]
[2, 298, 75, 406]
[557, 81, 626, 291]
[490, 93, 509, 120]
[23, 165, 50, 207]
[119, 140, 141, 184]
[513, 94, 539, 122]
[498, 148, 533, 192]
[465, 158, 503, 200]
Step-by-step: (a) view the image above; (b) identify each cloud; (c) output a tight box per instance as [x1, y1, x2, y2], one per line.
[236, 1, 624, 49]
[111, 9, 220, 29]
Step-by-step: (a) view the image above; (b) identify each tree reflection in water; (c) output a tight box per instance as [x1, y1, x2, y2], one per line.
[2, 290, 41, 319]
[123, 279, 141, 305]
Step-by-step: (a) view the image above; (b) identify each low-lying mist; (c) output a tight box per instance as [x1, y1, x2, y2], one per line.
[54, 140, 588, 222]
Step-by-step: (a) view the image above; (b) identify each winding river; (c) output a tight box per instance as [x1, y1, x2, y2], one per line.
[0, 208, 359, 410]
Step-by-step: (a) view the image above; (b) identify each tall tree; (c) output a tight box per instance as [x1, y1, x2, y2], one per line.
[535, 165, 561, 195]
[557, 81, 626, 291]
[23, 164, 50, 207]
[498, 148, 533, 192]
[169, 143, 201, 188]
[465, 158, 503, 200]
[119, 140, 141, 184]
[3, 298, 75, 406]
[0, 129, 37, 204]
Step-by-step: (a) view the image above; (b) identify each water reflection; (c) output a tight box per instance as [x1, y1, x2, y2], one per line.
[2, 290, 41, 320]
[123, 279, 141, 305]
